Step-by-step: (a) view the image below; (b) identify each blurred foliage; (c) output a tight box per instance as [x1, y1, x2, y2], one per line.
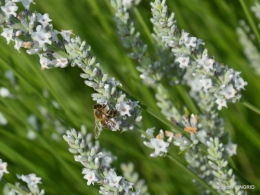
[0, 0, 260, 194]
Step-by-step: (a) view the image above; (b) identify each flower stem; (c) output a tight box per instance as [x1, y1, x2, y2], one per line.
[239, 0, 260, 43]
[240, 100, 260, 115]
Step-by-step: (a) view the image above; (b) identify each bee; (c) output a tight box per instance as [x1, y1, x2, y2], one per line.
[93, 104, 118, 139]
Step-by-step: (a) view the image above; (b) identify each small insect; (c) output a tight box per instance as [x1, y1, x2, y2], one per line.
[93, 104, 118, 139]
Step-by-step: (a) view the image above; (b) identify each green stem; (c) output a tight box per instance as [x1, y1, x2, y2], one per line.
[133, 8, 154, 44]
[175, 85, 198, 114]
[87, 0, 113, 36]
[239, 0, 260, 43]
[240, 101, 260, 115]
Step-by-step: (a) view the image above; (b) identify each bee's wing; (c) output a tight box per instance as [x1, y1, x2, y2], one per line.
[102, 118, 117, 130]
[94, 121, 102, 139]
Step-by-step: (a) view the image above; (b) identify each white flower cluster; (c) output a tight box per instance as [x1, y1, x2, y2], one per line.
[0, 0, 142, 134]
[111, 1, 238, 180]
[0, 0, 69, 69]
[111, 0, 203, 157]
[111, 0, 168, 85]
[122, 0, 141, 8]
[150, 0, 248, 110]
[63, 129, 143, 194]
[141, 122, 196, 156]
[0, 159, 44, 195]
[109, 1, 245, 195]
[0, 159, 9, 180]
[155, 85, 182, 121]
[16, 174, 45, 195]
[121, 163, 150, 195]
[206, 138, 245, 195]
[251, 2, 260, 20]
[142, 128, 172, 157]
[185, 147, 212, 193]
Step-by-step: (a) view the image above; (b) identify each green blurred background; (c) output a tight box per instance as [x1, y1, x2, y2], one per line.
[0, 0, 260, 194]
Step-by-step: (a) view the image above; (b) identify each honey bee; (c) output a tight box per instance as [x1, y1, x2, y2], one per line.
[93, 104, 118, 139]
